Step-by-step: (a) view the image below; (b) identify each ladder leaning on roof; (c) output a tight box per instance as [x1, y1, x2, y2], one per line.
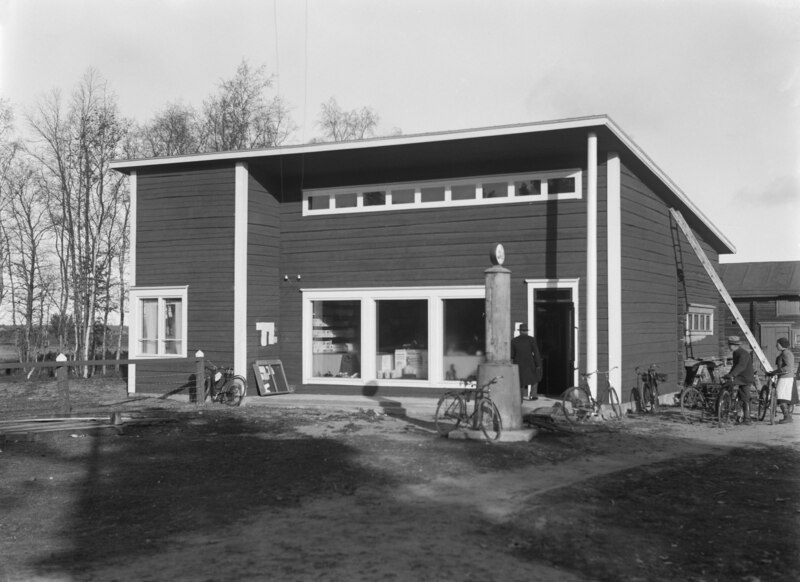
[669, 208, 773, 373]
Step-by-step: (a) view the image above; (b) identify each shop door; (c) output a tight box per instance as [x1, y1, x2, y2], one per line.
[759, 323, 792, 368]
[534, 289, 575, 396]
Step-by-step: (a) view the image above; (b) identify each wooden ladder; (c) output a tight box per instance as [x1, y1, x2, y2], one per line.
[669, 208, 772, 372]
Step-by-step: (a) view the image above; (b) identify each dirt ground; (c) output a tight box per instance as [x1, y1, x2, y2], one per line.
[1, 377, 799, 582]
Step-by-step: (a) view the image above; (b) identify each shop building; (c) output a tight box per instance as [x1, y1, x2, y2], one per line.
[110, 116, 735, 399]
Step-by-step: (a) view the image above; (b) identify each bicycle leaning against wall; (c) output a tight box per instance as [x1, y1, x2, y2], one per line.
[560, 368, 622, 423]
[204, 360, 247, 406]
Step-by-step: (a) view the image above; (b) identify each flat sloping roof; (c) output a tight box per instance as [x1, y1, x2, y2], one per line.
[719, 261, 800, 298]
[110, 114, 735, 253]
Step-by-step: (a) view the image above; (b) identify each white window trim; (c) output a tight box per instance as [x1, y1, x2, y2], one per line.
[525, 278, 580, 388]
[129, 286, 189, 358]
[302, 169, 582, 216]
[302, 286, 484, 386]
[686, 303, 715, 340]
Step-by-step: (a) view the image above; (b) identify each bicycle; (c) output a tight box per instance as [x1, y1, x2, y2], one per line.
[717, 380, 759, 426]
[629, 365, 662, 414]
[758, 373, 794, 425]
[204, 360, 247, 406]
[561, 369, 622, 423]
[434, 376, 503, 441]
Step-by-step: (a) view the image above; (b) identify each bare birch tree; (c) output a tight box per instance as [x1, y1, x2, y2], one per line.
[26, 69, 127, 372]
[316, 98, 381, 142]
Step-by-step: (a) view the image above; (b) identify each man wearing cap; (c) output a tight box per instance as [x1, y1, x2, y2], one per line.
[511, 323, 543, 401]
[723, 335, 754, 424]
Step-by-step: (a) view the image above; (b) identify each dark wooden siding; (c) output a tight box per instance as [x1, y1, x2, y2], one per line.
[620, 163, 721, 392]
[276, 157, 597, 392]
[246, 170, 281, 392]
[134, 165, 236, 393]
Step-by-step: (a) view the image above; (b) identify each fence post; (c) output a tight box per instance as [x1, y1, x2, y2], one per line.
[56, 353, 71, 416]
[195, 350, 205, 405]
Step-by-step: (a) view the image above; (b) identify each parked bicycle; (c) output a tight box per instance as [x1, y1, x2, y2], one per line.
[629, 365, 663, 414]
[717, 380, 759, 426]
[561, 369, 622, 423]
[434, 376, 503, 441]
[204, 360, 247, 406]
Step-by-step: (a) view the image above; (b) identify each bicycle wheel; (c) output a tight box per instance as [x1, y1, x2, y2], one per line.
[717, 390, 733, 425]
[757, 386, 770, 421]
[680, 387, 707, 423]
[768, 385, 777, 426]
[649, 384, 661, 413]
[477, 399, 502, 441]
[606, 386, 622, 420]
[222, 376, 246, 406]
[435, 392, 465, 436]
[562, 386, 592, 423]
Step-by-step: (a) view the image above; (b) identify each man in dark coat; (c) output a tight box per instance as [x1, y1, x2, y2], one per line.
[723, 335, 754, 424]
[511, 323, 543, 401]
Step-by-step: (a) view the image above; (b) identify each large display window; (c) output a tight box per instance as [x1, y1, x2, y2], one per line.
[303, 287, 484, 386]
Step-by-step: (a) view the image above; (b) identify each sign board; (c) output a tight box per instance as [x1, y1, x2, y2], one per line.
[252, 359, 292, 396]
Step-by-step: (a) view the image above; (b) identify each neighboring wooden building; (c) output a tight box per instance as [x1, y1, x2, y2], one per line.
[719, 261, 800, 370]
[110, 116, 736, 400]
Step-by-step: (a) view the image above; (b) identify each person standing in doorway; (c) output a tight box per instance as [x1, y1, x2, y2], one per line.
[768, 337, 796, 424]
[722, 335, 754, 424]
[511, 323, 543, 401]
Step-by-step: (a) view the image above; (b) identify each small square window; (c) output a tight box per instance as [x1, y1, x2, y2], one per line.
[363, 191, 386, 206]
[483, 182, 508, 198]
[451, 184, 477, 201]
[307, 194, 330, 211]
[420, 186, 445, 203]
[335, 193, 358, 208]
[391, 189, 415, 204]
[515, 180, 541, 196]
[548, 177, 576, 195]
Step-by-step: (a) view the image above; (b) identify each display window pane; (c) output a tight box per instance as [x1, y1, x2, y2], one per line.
[376, 300, 428, 380]
[443, 299, 485, 382]
[483, 182, 508, 198]
[312, 300, 361, 378]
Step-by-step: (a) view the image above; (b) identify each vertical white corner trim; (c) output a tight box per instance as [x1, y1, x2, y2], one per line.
[234, 163, 249, 377]
[586, 133, 598, 396]
[127, 171, 137, 393]
[607, 153, 622, 392]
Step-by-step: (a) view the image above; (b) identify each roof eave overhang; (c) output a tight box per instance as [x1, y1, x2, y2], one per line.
[110, 114, 735, 254]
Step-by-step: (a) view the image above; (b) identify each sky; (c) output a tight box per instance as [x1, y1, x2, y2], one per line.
[1, 0, 798, 264]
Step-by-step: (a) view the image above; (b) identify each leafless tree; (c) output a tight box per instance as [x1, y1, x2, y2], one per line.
[200, 59, 293, 151]
[140, 101, 201, 157]
[315, 98, 381, 142]
[26, 69, 128, 372]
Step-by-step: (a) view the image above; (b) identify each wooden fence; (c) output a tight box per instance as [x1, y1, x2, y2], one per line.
[1, 356, 206, 415]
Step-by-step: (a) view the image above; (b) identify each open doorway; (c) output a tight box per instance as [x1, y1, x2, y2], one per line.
[528, 281, 578, 396]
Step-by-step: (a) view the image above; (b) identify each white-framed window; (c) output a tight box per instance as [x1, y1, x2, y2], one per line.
[686, 304, 714, 339]
[129, 286, 188, 357]
[776, 300, 800, 316]
[302, 286, 485, 386]
[302, 169, 582, 216]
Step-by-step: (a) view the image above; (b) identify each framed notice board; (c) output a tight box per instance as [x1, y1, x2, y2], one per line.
[252, 359, 292, 396]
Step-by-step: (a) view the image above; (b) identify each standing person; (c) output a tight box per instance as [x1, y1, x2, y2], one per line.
[722, 336, 754, 424]
[769, 337, 796, 424]
[511, 323, 543, 401]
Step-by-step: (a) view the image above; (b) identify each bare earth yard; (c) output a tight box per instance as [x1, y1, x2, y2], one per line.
[0, 378, 798, 581]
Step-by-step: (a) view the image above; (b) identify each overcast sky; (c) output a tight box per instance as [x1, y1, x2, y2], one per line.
[1, 0, 798, 263]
